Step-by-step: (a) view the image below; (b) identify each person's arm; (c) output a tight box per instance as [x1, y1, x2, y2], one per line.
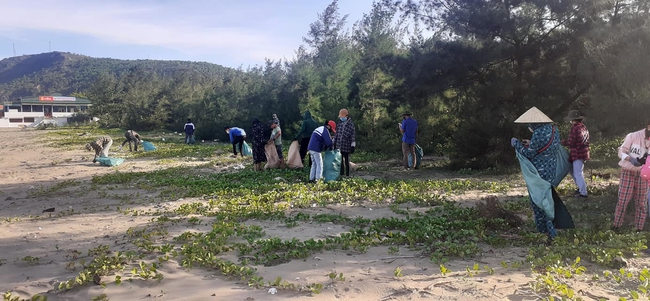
[229, 131, 234, 143]
[324, 130, 333, 148]
[514, 129, 548, 160]
[399, 120, 405, 133]
[295, 122, 307, 140]
[350, 122, 356, 148]
[619, 133, 634, 161]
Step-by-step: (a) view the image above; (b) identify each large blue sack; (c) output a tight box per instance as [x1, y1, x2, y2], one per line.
[142, 141, 157, 152]
[96, 157, 125, 167]
[516, 151, 554, 219]
[408, 144, 424, 168]
[553, 146, 570, 187]
[242, 142, 253, 156]
[323, 149, 342, 182]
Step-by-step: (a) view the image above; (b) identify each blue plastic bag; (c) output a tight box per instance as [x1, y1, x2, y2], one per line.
[242, 142, 253, 156]
[323, 149, 342, 182]
[408, 144, 424, 168]
[142, 141, 157, 152]
[95, 157, 125, 167]
[553, 146, 570, 187]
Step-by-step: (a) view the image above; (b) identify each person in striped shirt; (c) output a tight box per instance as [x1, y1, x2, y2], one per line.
[86, 136, 113, 163]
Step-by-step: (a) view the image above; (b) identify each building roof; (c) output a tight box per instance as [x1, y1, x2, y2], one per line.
[5, 95, 92, 105]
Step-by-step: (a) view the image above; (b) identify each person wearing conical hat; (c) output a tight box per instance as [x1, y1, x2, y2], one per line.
[511, 107, 564, 242]
[561, 110, 590, 198]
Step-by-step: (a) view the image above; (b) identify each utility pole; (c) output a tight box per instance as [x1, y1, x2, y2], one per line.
[13, 43, 16, 56]
[49, 41, 51, 52]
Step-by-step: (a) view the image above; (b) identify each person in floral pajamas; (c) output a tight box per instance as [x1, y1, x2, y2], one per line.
[511, 107, 560, 242]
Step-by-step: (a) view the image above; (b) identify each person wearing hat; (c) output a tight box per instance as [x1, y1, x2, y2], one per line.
[561, 110, 590, 198]
[612, 121, 650, 232]
[399, 112, 419, 170]
[307, 120, 337, 182]
[511, 107, 572, 243]
[333, 108, 356, 177]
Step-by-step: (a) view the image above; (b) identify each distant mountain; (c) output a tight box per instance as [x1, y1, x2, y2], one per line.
[0, 52, 233, 101]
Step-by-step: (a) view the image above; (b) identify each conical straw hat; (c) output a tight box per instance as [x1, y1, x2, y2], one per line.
[514, 106, 553, 123]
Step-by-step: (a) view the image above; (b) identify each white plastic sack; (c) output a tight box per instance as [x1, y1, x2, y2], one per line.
[287, 141, 303, 169]
[264, 143, 280, 169]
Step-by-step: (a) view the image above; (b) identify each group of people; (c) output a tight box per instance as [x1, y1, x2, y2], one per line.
[85, 130, 142, 163]
[223, 109, 358, 180]
[512, 106, 650, 241]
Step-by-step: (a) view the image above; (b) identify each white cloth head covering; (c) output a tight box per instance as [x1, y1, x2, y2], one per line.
[514, 106, 553, 123]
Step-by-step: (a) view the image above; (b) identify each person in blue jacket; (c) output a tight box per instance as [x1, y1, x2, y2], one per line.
[399, 113, 419, 170]
[225, 126, 247, 157]
[307, 120, 336, 183]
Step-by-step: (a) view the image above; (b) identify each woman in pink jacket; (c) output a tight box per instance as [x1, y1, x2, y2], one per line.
[613, 124, 650, 232]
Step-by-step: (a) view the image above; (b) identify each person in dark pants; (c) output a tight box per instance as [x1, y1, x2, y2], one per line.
[120, 130, 142, 152]
[225, 126, 247, 157]
[294, 110, 319, 167]
[333, 108, 356, 177]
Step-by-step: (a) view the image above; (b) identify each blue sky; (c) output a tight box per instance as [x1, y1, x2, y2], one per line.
[0, 0, 376, 68]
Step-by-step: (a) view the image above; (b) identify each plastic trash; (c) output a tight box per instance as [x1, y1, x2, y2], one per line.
[95, 157, 125, 166]
[142, 141, 157, 152]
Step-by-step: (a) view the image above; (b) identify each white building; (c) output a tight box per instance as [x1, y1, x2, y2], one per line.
[0, 94, 92, 128]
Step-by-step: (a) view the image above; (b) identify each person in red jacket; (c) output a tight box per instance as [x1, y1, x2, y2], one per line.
[561, 110, 590, 198]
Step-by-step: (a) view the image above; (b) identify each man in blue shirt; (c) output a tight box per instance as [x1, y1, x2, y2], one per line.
[225, 126, 247, 157]
[399, 113, 418, 170]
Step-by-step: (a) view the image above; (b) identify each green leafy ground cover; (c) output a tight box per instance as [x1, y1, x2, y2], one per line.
[3, 127, 649, 301]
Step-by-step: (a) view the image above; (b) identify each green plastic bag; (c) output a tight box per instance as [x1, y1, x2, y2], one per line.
[95, 157, 125, 167]
[242, 142, 253, 156]
[323, 149, 342, 182]
[408, 144, 424, 168]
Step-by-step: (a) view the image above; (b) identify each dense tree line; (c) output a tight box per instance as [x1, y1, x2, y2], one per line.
[2, 0, 650, 168]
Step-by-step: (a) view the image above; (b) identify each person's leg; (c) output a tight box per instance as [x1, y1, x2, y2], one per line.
[300, 138, 309, 163]
[409, 144, 417, 169]
[314, 151, 323, 180]
[102, 139, 113, 157]
[134, 139, 138, 152]
[185, 134, 190, 144]
[309, 151, 317, 181]
[530, 200, 557, 239]
[238, 139, 244, 156]
[402, 142, 409, 168]
[573, 160, 587, 196]
[340, 152, 349, 176]
[614, 169, 635, 228]
[633, 174, 648, 231]
[121, 139, 129, 148]
[232, 142, 237, 156]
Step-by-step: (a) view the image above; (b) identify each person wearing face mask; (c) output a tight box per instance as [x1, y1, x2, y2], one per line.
[613, 122, 650, 232]
[511, 107, 574, 244]
[333, 108, 356, 177]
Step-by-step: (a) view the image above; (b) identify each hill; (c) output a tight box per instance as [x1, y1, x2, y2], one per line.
[0, 52, 233, 101]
